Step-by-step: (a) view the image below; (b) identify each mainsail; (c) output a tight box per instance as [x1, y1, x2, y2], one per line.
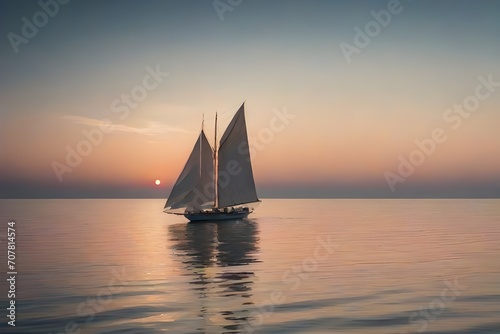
[217, 104, 259, 208]
[164, 130, 214, 212]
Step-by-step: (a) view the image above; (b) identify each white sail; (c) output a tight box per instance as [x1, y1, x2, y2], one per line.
[164, 130, 214, 212]
[217, 103, 259, 208]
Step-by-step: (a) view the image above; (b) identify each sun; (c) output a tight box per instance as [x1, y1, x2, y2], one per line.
[155, 179, 161, 186]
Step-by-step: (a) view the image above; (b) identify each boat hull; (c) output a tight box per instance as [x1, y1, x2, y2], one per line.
[184, 210, 250, 222]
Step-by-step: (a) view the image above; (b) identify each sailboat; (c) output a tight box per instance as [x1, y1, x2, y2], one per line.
[164, 103, 260, 222]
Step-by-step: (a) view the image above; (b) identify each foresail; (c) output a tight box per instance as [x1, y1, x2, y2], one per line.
[164, 130, 214, 212]
[217, 103, 259, 208]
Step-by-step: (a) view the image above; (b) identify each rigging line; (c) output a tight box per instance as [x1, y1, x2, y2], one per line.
[214, 112, 218, 208]
[202, 101, 245, 122]
[199, 114, 204, 177]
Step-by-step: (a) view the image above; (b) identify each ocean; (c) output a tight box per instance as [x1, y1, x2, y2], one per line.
[0, 199, 499, 334]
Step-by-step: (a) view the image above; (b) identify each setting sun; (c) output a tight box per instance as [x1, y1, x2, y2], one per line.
[155, 179, 161, 186]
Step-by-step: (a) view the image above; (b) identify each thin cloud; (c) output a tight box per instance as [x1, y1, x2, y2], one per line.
[62, 115, 102, 126]
[62, 115, 194, 135]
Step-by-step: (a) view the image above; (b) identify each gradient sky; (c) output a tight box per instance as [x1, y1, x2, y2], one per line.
[1, 0, 499, 198]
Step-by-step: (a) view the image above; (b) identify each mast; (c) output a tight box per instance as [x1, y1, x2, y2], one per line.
[199, 114, 204, 176]
[213, 112, 218, 208]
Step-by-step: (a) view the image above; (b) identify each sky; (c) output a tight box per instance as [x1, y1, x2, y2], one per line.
[0, 0, 499, 198]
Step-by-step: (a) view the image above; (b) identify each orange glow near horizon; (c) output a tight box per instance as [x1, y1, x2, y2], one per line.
[2, 100, 500, 194]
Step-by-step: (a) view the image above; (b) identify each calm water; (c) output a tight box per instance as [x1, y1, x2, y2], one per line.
[0, 199, 499, 334]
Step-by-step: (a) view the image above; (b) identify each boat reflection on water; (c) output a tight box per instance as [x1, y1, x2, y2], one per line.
[169, 218, 260, 333]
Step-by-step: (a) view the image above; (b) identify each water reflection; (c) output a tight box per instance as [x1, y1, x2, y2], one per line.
[169, 219, 260, 333]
